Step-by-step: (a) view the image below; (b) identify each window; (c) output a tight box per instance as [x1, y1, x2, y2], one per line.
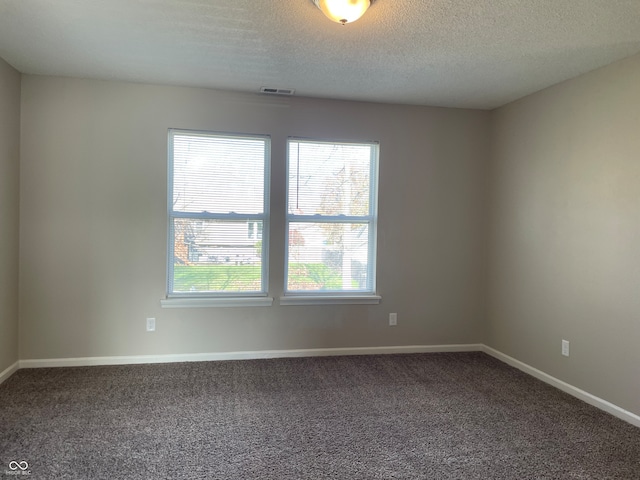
[167, 130, 270, 299]
[285, 139, 379, 297]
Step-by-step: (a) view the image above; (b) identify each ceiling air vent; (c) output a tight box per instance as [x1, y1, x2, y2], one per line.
[260, 86, 295, 96]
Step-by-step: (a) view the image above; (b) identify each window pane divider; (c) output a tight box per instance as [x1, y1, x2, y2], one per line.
[286, 214, 374, 223]
[170, 212, 266, 221]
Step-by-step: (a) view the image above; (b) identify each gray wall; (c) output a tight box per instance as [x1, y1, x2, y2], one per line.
[19, 76, 489, 360]
[0, 58, 20, 374]
[487, 53, 640, 415]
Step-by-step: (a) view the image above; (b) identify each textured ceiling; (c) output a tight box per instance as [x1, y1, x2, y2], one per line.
[1, 0, 639, 109]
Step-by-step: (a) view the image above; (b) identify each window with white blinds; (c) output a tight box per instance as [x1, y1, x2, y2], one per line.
[286, 139, 379, 294]
[168, 130, 270, 297]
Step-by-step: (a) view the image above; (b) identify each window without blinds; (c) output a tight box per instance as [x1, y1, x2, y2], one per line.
[168, 130, 270, 297]
[286, 139, 379, 294]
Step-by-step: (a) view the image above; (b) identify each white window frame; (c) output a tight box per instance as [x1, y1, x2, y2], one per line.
[281, 138, 380, 305]
[163, 129, 272, 307]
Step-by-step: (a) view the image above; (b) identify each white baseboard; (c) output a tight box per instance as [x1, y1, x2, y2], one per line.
[482, 346, 640, 429]
[0, 361, 19, 385]
[19, 343, 484, 369]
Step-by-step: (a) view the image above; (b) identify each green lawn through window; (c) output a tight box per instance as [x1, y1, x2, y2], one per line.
[173, 263, 346, 292]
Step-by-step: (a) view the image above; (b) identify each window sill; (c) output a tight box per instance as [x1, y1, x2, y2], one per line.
[279, 295, 381, 306]
[161, 297, 274, 308]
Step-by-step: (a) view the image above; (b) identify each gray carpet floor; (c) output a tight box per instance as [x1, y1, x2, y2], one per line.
[1, 352, 639, 479]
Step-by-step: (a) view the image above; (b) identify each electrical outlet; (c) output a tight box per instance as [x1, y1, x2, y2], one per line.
[389, 313, 397, 326]
[562, 339, 569, 357]
[146, 317, 156, 332]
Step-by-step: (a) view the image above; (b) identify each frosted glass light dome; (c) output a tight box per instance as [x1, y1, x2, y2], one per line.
[313, 0, 373, 25]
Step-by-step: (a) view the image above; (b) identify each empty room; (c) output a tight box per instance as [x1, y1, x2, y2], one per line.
[1, 1, 639, 478]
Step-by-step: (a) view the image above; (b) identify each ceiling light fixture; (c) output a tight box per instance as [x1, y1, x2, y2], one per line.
[312, 0, 375, 25]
